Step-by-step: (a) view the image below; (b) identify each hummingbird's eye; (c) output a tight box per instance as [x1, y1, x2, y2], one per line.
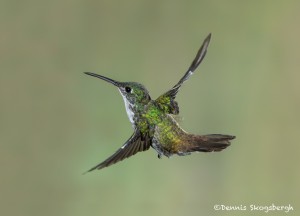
[125, 86, 132, 93]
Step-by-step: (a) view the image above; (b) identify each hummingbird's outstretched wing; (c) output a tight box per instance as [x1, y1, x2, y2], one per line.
[156, 33, 211, 114]
[85, 129, 151, 172]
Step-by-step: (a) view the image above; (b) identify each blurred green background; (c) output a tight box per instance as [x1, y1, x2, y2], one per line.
[1, 1, 299, 215]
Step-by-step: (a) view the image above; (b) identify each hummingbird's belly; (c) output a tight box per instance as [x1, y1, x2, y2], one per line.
[142, 104, 186, 157]
[150, 115, 185, 157]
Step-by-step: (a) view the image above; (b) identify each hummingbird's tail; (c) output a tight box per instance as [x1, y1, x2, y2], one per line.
[187, 134, 235, 152]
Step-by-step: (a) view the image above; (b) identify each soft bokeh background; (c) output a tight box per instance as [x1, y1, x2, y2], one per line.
[1, 1, 299, 215]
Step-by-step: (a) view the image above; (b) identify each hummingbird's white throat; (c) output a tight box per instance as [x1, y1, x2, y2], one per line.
[119, 89, 135, 127]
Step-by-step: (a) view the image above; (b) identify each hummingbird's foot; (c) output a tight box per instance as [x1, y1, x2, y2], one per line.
[157, 154, 162, 159]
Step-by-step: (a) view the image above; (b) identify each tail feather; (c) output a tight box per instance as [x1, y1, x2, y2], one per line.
[188, 134, 235, 152]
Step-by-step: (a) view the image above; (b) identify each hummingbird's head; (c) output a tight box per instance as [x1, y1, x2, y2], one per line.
[84, 72, 151, 125]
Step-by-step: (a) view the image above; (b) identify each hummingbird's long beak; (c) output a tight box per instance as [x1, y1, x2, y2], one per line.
[84, 72, 120, 87]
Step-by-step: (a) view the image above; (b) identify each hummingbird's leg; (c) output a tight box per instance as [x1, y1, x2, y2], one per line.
[157, 154, 162, 159]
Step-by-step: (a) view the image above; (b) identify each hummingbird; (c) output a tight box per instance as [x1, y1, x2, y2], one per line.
[84, 33, 235, 172]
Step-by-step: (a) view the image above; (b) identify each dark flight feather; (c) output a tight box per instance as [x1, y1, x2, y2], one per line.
[84, 129, 151, 173]
[156, 33, 212, 114]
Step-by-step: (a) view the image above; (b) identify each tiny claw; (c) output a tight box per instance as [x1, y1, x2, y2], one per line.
[157, 154, 162, 159]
